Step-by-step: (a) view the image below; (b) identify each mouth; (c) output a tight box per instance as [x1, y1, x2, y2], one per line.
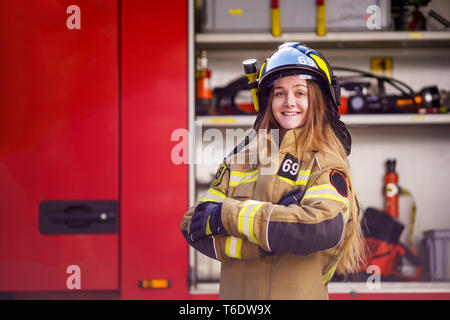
[281, 111, 301, 116]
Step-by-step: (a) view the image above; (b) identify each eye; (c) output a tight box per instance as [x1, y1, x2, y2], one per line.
[296, 90, 306, 97]
[274, 91, 285, 97]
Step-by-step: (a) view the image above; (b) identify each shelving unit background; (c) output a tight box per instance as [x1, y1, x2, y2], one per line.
[188, 0, 450, 294]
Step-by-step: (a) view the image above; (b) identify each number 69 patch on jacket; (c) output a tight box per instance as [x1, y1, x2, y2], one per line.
[277, 153, 300, 181]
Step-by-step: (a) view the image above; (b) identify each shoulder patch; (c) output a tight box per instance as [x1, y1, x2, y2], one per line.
[330, 169, 348, 197]
[210, 162, 228, 188]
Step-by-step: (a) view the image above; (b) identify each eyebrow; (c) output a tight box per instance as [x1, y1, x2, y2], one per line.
[273, 84, 308, 90]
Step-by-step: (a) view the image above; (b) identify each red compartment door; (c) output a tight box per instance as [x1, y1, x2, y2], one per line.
[0, 1, 119, 291]
[120, 0, 189, 299]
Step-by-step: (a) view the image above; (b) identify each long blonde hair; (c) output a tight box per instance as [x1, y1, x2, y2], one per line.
[258, 80, 365, 274]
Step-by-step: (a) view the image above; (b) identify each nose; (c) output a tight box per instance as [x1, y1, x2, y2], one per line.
[285, 91, 296, 107]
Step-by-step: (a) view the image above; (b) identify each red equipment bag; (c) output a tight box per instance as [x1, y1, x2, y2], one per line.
[361, 208, 422, 281]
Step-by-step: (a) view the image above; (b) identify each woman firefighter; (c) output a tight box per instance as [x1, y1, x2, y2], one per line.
[180, 42, 365, 300]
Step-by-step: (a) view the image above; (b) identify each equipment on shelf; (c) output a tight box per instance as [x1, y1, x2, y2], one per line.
[212, 76, 257, 115]
[336, 66, 444, 114]
[428, 9, 449, 29]
[385, 159, 399, 218]
[212, 64, 447, 116]
[360, 207, 423, 281]
[334, 159, 422, 282]
[384, 159, 417, 248]
[361, 159, 422, 281]
[196, 49, 213, 115]
[421, 229, 450, 281]
[392, 0, 430, 31]
[316, 0, 326, 36]
[271, 0, 281, 37]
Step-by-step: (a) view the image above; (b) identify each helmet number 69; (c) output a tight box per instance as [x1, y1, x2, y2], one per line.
[298, 56, 316, 67]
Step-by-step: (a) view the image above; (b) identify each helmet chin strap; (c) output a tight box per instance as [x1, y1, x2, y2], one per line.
[327, 105, 352, 156]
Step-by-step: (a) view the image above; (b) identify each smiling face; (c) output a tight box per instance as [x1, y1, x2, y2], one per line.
[271, 76, 309, 130]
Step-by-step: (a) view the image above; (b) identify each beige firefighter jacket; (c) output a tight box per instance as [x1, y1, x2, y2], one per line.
[180, 128, 355, 300]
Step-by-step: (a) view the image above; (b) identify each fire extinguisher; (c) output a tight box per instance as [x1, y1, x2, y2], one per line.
[384, 159, 399, 219]
[384, 158, 418, 248]
[196, 49, 212, 115]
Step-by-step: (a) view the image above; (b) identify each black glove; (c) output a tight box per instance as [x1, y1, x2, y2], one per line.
[278, 188, 305, 206]
[189, 201, 227, 242]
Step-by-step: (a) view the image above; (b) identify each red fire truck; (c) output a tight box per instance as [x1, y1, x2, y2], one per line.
[0, 0, 191, 299]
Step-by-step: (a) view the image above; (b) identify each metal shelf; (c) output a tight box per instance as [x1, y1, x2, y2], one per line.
[196, 31, 450, 50]
[196, 114, 450, 127]
[343, 114, 450, 126]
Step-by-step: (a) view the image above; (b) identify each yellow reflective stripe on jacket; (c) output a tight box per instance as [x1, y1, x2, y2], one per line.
[200, 188, 226, 203]
[296, 170, 311, 186]
[322, 263, 338, 284]
[229, 169, 259, 187]
[225, 236, 243, 259]
[302, 184, 349, 222]
[278, 176, 295, 186]
[238, 200, 264, 244]
[278, 170, 310, 187]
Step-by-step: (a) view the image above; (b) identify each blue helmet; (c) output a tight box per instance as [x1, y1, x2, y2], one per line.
[257, 42, 341, 115]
